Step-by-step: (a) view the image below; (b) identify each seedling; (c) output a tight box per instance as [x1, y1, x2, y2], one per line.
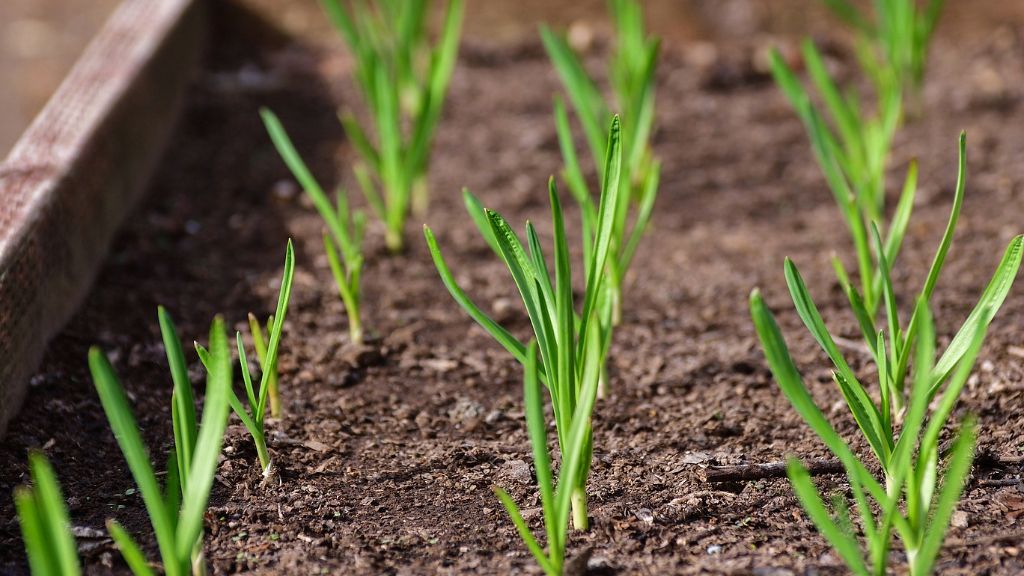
[223, 241, 296, 477]
[770, 0, 946, 316]
[494, 342, 598, 575]
[14, 452, 80, 576]
[320, 0, 464, 252]
[542, 0, 661, 326]
[89, 312, 233, 576]
[770, 41, 905, 318]
[426, 116, 623, 530]
[262, 109, 365, 344]
[750, 136, 1023, 575]
[821, 0, 946, 106]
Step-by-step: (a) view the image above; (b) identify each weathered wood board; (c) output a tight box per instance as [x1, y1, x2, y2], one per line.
[0, 0, 205, 436]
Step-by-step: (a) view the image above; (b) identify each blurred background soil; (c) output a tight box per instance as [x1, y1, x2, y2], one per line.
[5, 0, 1023, 155]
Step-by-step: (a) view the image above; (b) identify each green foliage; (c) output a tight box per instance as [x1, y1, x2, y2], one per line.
[320, 0, 464, 252]
[493, 342, 599, 575]
[425, 116, 624, 531]
[769, 0, 947, 317]
[769, 40, 905, 317]
[262, 110, 365, 344]
[221, 241, 296, 477]
[89, 312, 234, 576]
[750, 137, 1023, 575]
[822, 0, 946, 100]
[541, 0, 660, 328]
[14, 453, 80, 576]
[247, 313, 280, 417]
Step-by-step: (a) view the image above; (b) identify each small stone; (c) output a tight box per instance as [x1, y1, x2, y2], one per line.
[414, 411, 432, 434]
[684, 41, 718, 70]
[447, 397, 485, 430]
[72, 526, 107, 539]
[681, 451, 710, 465]
[634, 508, 655, 525]
[707, 544, 722, 555]
[567, 21, 594, 53]
[951, 510, 968, 528]
[504, 459, 532, 484]
[421, 357, 458, 373]
[272, 179, 298, 201]
[341, 343, 382, 368]
[303, 439, 330, 453]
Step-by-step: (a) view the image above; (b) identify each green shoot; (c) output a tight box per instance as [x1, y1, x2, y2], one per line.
[262, 109, 365, 344]
[247, 313, 279, 417]
[750, 137, 1023, 575]
[494, 341, 599, 575]
[770, 0, 947, 316]
[426, 116, 623, 531]
[89, 313, 234, 576]
[821, 0, 946, 107]
[14, 452, 81, 576]
[320, 0, 464, 252]
[222, 241, 296, 477]
[542, 0, 661, 327]
[769, 40, 904, 318]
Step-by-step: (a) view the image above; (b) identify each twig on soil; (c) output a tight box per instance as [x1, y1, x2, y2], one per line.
[706, 452, 1023, 484]
[945, 530, 1024, 549]
[703, 458, 845, 483]
[973, 477, 1021, 488]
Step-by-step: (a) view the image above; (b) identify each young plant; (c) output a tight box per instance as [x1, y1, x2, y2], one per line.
[770, 40, 906, 318]
[753, 295, 981, 576]
[425, 116, 623, 531]
[493, 342, 599, 575]
[770, 0, 946, 316]
[320, 0, 464, 252]
[750, 136, 1023, 575]
[542, 0, 661, 326]
[246, 313, 280, 417]
[89, 312, 233, 576]
[223, 241, 296, 477]
[14, 452, 81, 576]
[821, 0, 946, 106]
[262, 109, 365, 345]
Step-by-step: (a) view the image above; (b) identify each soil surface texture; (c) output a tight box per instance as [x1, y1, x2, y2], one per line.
[2, 0, 1024, 574]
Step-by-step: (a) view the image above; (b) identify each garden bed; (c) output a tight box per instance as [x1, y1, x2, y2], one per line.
[2, 0, 1023, 573]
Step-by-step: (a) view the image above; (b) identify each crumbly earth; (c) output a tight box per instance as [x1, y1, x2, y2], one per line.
[2, 0, 1024, 574]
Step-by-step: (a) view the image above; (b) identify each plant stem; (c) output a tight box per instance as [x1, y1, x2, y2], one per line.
[610, 284, 622, 327]
[191, 544, 206, 576]
[411, 176, 429, 218]
[385, 227, 404, 254]
[570, 487, 589, 531]
[254, 433, 271, 476]
[268, 372, 280, 419]
[349, 313, 364, 346]
[906, 546, 921, 576]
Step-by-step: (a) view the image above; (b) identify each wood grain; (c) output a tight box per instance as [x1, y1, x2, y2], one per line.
[0, 0, 205, 436]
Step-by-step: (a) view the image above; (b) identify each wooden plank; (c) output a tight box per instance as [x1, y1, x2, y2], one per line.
[0, 0, 206, 436]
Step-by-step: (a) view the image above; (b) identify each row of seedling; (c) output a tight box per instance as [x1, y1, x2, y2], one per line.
[758, 1, 1022, 574]
[18, 242, 295, 575]
[13, 0, 1023, 575]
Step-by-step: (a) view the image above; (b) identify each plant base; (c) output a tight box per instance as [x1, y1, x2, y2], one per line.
[571, 488, 589, 531]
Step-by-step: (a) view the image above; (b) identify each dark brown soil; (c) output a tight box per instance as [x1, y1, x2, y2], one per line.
[2, 0, 1024, 574]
